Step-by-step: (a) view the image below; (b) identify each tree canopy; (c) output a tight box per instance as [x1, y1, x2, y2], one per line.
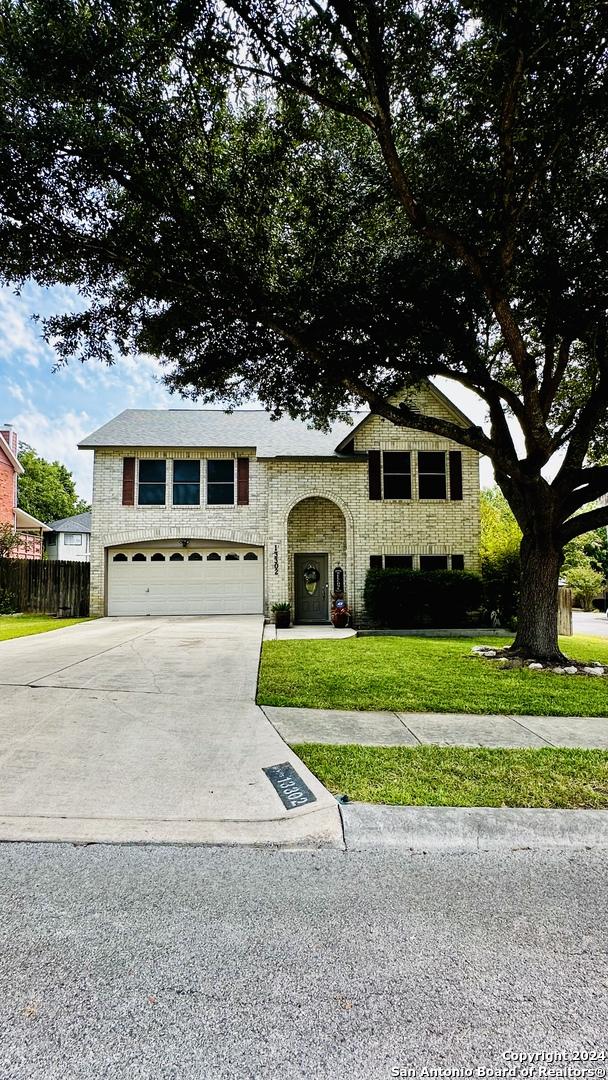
[17, 444, 90, 524]
[1, 0, 608, 657]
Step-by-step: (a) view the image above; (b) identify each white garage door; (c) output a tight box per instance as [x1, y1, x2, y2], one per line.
[107, 547, 264, 616]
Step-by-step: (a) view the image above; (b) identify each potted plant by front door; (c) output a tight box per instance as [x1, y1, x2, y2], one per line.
[271, 602, 291, 629]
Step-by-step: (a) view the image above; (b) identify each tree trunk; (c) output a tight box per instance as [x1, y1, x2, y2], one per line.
[508, 536, 567, 662]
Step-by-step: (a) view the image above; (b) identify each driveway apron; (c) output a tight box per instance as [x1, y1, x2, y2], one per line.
[0, 616, 342, 847]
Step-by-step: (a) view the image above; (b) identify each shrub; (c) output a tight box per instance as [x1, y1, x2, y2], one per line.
[481, 550, 521, 628]
[363, 569, 483, 628]
[0, 588, 19, 615]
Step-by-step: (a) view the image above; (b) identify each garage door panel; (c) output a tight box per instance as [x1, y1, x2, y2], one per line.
[107, 548, 264, 616]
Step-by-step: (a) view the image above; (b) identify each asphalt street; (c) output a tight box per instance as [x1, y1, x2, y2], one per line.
[1, 844, 606, 1080]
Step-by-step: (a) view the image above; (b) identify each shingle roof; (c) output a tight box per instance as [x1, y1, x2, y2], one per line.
[78, 410, 365, 457]
[49, 511, 92, 533]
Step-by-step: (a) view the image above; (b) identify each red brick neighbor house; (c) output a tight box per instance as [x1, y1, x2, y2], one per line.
[0, 425, 50, 559]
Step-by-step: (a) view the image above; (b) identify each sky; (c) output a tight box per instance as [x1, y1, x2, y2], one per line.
[0, 282, 494, 501]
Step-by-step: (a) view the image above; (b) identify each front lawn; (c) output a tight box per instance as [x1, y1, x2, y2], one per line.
[294, 744, 608, 808]
[258, 634, 608, 716]
[0, 615, 92, 641]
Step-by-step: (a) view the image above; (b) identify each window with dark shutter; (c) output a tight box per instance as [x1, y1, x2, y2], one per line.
[382, 452, 411, 499]
[207, 460, 234, 504]
[237, 457, 249, 505]
[449, 451, 463, 500]
[451, 554, 465, 570]
[418, 452, 447, 499]
[369, 555, 383, 569]
[122, 457, 135, 505]
[368, 450, 382, 500]
[138, 460, 166, 505]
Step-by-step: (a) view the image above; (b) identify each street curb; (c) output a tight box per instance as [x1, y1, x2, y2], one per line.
[340, 802, 608, 852]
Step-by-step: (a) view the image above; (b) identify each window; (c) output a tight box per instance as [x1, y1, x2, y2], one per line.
[369, 555, 413, 569]
[418, 452, 447, 499]
[451, 554, 465, 570]
[384, 555, 414, 569]
[188, 552, 203, 561]
[207, 459, 234, 505]
[420, 555, 449, 571]
[169, 552, 184, 561]
[173, 460, 200, 505]
[382, 452, 411, 500]
[47, 534, 57, 547]
[206, 552, 221, 561]
[113, 553, 128, 562]
[65, 533, 83, 546]
[151, 552, 166, 561]
[132, 553, 146, 562]
[243, 552, 258, 561]
[225, 552, 239, 561]
[138, 460, 166, 505]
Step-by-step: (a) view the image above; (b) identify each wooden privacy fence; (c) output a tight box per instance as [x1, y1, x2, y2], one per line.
[0, 558, 90, 617]
[558, 586, 573, 636]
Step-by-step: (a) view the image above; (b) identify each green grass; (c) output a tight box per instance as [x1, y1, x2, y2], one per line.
[294, 743, 608, 808]
[0, 615, 92, 641]
[258, 634, 608, 716]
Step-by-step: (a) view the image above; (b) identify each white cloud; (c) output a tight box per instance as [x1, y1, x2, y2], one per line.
[7, 407, 94, 502]
[0, 290, 54, 368]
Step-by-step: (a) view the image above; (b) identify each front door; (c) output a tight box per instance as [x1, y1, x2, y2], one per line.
[294, 553, 329, 623]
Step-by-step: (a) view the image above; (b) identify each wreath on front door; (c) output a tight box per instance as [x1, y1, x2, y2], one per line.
[303, 563, 321, 595]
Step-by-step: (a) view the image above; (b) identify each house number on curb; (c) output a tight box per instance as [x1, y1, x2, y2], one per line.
[273, 544, 279, 575]
[263, 763, 317, 809]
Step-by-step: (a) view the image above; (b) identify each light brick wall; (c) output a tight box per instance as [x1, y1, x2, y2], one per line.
[87, 386, 481, 620]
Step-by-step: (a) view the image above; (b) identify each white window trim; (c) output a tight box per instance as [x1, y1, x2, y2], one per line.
[64, 533, 83, 546]
[206, 458, 236, 507]
[136, 457, 167, 508]
[171, 458, 202, 508]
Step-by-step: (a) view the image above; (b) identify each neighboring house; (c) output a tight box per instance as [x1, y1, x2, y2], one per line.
[46, 512, 92, 562]
[0, 425, 50, 559]
[79, 383, 481, 622]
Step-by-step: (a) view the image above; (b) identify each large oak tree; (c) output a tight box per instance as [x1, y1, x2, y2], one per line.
[1, 0, 607, 658]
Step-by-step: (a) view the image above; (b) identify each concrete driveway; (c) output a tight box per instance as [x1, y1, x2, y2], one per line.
[0, 617, 341, 847]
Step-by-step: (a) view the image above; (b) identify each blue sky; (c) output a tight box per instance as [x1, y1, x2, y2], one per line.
[0, 282, 493, 501]
[0, 282, 183, 500]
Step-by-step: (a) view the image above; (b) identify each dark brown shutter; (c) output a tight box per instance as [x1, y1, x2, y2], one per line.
[449, 451, 463, 501]
[368, 450, 382, 500]
[122, 457, 135, 505]
[237, 457, 249, 505]
[369, 555, 383, 569]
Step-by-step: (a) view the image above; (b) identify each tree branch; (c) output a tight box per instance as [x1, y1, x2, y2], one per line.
[561, 504, 608, 544]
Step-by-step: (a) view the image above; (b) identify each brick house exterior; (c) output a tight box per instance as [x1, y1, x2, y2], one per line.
[0, 425, 49, 559]
[80, 384, 480, 622]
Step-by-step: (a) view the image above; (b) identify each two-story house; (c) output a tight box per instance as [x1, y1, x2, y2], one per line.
[79, 383, 481, 623]
[0, 425, 50, 559]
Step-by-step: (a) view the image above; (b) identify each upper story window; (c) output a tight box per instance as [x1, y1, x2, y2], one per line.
[207, 460, 234, 505]
[382, 452, 411, 500]
[64, 533, 83, 546]
[418, 452, 447, 500]
[138, 460, 166, 505]
[173, 460, 200, 506]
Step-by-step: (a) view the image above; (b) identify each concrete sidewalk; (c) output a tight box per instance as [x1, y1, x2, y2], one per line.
[263, 705, 608, 749]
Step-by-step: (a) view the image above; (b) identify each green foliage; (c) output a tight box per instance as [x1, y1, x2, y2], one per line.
[363, 569, 482, 629]
[0, 587, 19, 614]
[563, 564, 605, 611]
[0, 523, 21, 558]
[294, 744, 608, 810]
[271, 601, 290, 611]
[564, 529, 608, 579]
[479, 488, 521, 627]
[257, 635, 608, 716]
[17, 444, 89, 525]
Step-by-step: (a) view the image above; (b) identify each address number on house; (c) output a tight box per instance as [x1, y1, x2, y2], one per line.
[263, 762, 317, 809]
